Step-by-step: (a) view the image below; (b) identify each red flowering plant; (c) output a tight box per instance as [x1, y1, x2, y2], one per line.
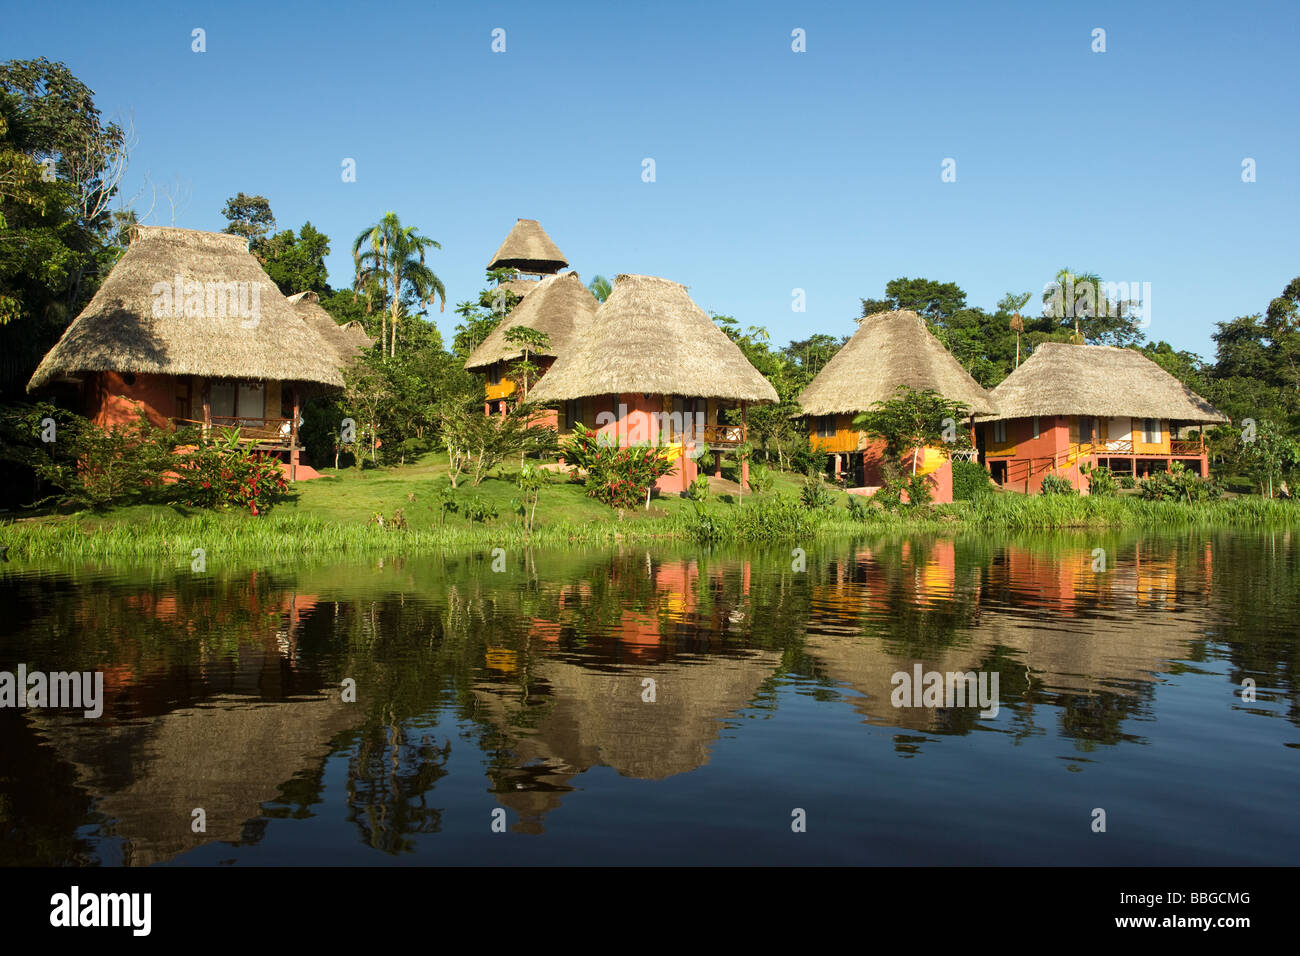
[174, 426, 290, 515]
[561, 426, 676, 510]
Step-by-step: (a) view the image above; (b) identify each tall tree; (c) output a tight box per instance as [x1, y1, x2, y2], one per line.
[352, 212, 445, 357]
[257, 221, 331, 295]
[221, 192, 275, 245]
[998, 291, 1032, 368]
[1264, 277, 1300, 393]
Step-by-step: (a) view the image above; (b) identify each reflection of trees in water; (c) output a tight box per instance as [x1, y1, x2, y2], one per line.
[344, 722, 451, 854]
[1202, 530, 1300, 726]
[6, 528, 1295, 858]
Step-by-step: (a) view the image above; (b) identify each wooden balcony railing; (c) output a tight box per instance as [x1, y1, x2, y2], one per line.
[1170, 439, 1203, 455]
[176, 417, 295, 448]
[700, 423, 745, 447]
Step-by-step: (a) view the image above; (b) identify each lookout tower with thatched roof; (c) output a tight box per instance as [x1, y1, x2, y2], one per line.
[464, 271, 598, 422]
[979, 342, 1228, 493]
[528, 274, 778, 495]
[486, 218, 569, 304]
[27, 226, 353, 480]
[795, 309, 996, 502]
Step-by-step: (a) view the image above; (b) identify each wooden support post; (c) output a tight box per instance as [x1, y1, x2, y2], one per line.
[290, 384, 300, 482]
[201, 379, 211, 438]
[740, 402, 749, 491]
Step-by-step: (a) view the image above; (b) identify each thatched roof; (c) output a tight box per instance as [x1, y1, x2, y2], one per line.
[983, 342, 1228, 423]
[796, 310, 996, 416]
[464, 272, 598, 371]
[496, 277, 539, 301]
[28, 226, 344, 390]
[528, 274, 779, 404]
[286, 291, 373, 367]
[487, 218, 568, 273]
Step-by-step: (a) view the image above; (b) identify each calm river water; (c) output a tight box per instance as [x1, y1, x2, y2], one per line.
[1, 529, 1297, 865]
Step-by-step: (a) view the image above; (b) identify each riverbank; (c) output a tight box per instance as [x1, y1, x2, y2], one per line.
[2, 458, 1297, 560]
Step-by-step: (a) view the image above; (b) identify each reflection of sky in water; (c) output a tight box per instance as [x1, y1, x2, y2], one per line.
[1, 529, 1297, 866]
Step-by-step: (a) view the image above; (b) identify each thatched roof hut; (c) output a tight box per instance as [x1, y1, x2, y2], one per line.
[796, 310, 996, 417]
[28, 226, 344, 391]
[487, 218, 568, 274]
[983, 342, 1228, 423]
[528, 274, 779, 404]
[464, 272, 598, 372]
[286, 291, 373, 367]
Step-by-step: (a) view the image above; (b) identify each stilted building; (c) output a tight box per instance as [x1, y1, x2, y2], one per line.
[795, 309, 996, 503]
[528, 274, 778, 494]
[978, 342, 1228, 493]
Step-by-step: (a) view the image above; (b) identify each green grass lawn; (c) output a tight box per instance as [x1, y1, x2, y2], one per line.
[4, 454, 1296, 562]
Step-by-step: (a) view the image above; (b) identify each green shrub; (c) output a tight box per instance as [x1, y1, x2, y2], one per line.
[1081, 464, 1118, 497]
[464, 496, 498, 523]
[747, 462, 771, 494]
[952, 459, 993, 501]
[799, 475, 836, 510]
[1139, 461, 1222, 502]
[1119, 474, 1136, 489]
[2, 404, 189, 509]
[1040, 473, 1077, 496]
[688, 473, 711, 501]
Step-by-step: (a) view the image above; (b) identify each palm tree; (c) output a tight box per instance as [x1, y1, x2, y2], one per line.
[352, 212, 446, 356]
[998, 291, 1032, 367]
[1044, 268, 1102, 344]
[588, 275, 613, 303]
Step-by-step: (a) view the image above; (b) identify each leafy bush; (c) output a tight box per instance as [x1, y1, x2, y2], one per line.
[874, 461, 934, 510]
[747, 462, 771, 494]
[1139, 462, 1222, 502]
[1081, 464, 1118, 497]
[846, 494, 870, 520]
[799, 475, 836, 510]
[952, 459, 993, 501]
[688, 473, 711, 501]
[1039, 473, 1077, 496]
[2, 404, 187, 509]
[174, 428, 289, 515]
[1119, 474, 1137, 489]
[463, 496, 498, 522]
[560, 427, 677, 510]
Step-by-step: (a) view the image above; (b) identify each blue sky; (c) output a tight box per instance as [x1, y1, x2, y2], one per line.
[4, 0, 1296, 357]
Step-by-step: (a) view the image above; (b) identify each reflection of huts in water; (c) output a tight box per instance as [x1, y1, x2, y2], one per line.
[472, 649, 782, 832]
[803, 554, 1208, 734]
[31, 686, 358, 866]
[986, 539, 1206, 613]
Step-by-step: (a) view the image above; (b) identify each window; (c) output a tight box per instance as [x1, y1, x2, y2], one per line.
[210, 382, 236, 419]
[564, 399, 581, 431]
[236, 382, 265, 422]
[1142, 419, 1162, 444]
[818, 416, 836, 438]
[1079, 417, 1098, 443]
[993, 420, 1007, 443]
[1032, 416, 1040, 439]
